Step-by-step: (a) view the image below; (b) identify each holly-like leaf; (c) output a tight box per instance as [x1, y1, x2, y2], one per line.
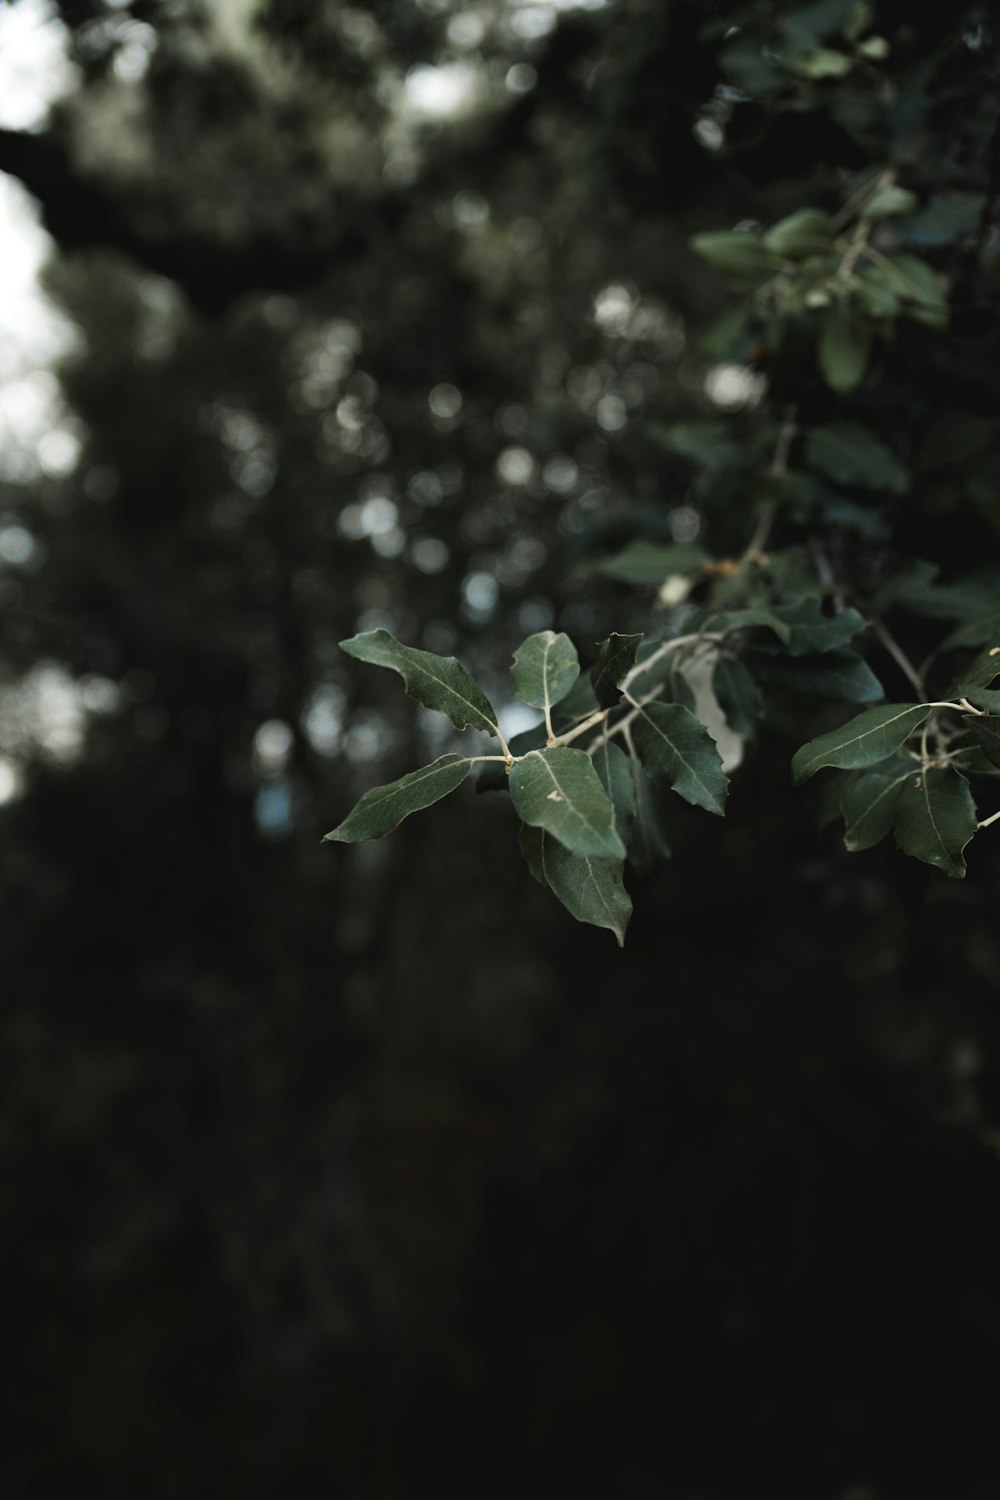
[894, 767, 977, 878]
[964, 715, 1000, 771]
[511, 630, 580, 712]
[771, 597, 866, 656]
[593, 739, 637, 843]
[509, 748, 625, 858]
[747, 648, 883, 703]
[341, 629, 497, 735]
[525, 830, 632, 946]
[819, 302, 871, 393]
[792, 703, 931, 784]
[591, 632, 643, 708]
[804, 422, 910, 493]
[324, 755, 470, 843]
[713, 655, 762, 737]
[839, 759, 912, 851]
[631, 703, 728, 816]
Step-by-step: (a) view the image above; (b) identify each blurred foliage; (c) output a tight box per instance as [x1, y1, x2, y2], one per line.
[2, 0, 1000, 1495]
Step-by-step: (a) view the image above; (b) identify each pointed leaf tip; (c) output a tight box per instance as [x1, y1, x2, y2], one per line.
[631, 702, 728, 816]
[792, 703, 931, 785]
[340, 629, 498, 736]
[325, 754, 470, 842]
[591, 632, 643, 709]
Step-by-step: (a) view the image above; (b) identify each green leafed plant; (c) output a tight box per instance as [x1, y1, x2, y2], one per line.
[327, 128, 1000, 936]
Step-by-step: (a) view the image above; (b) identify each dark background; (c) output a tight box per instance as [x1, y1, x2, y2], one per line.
[2, 2, 1000, 1496]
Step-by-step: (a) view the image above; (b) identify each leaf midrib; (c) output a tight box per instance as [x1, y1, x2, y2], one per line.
[798, 704, 927, 778]
[638, 706, 718, 803]
[526, 750, 613, 844]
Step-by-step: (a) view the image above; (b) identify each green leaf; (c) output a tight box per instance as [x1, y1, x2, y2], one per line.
[712, 655, 762, 737]
[795, 46, 852, 77]
[857, 33, 888, 58]
[884, 572, 1000, 621]
[792, 702, 931, 784]
[509, 747, 625, 858]
[531, 830, 632, 946]
[324, 755, 470, 843]
[699, 306, 752, 359]
[963, 716, 1000, 771]
[747, 648, 883, 703]
[591, 632, 643, 709]
[804, 422, 909, 493]
[713, 607, 792, 644]
[594, 540, 708, 584]
[966, 689, 1000, 714]
[510, 630, 580, 712]
[517, 822, 548, 887]
[628, 760, 672, 874]
[894, 767, 977, 878]
[593, 739, 637, 843]
[880, 254, 948, 329]
[842, 1, 873, 42]
[819, 302, 871, 393]
[771, 597, 866, 656]
[645, 420, 748, 471]
[840, 759, 912, 851]
[341, 629, 497, 735]
[764, 208, 835, 258]
[850, 263, 900, 319]
[949, 645, 1000, 695]
[860, 185, 918, 220]
[690, 231, 775, 278]
[632, 703, 729, 816]
[934, 614, 1000, 653]
[898, 193, 984, 248]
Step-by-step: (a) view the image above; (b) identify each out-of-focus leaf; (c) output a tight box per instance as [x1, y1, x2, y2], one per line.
[894, 767, 977, 877]
[804, 422, 909, 492]
[594, 541, 709, 585]
[819, 302, 871, 393]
